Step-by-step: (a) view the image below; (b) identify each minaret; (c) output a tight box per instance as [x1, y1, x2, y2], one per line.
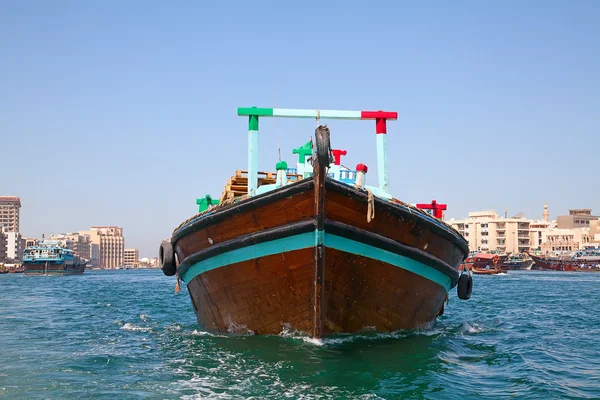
[543, 202, 549, 222]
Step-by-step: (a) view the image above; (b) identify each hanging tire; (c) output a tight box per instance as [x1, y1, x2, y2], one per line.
[457, 273, 473, 300]
[159, 240, 176, 277]
[315, 125, 332, 168]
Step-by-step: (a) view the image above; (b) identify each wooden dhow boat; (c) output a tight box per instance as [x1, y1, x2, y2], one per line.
[501, 253, 533, 271]
[528, 253, 577, 271]
[159, 107, 472, 338]
[460, 253, 504, 275]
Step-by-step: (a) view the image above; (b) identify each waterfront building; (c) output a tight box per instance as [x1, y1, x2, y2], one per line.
[24, 238, 39, 247]
[0, 196, 21, 232]
[540, 228, 594, 253]
[139, 257, 159, 268]
[449, 211, 532, 254]
[3, 231, 23, 262]
[80, 226, 124, 269]
[49, 233, 92, 261]
[451, 204, 599, 254]
[124, 248, 139, 268]
[90, 243, 100, 266]
[557, 209, 599, 229]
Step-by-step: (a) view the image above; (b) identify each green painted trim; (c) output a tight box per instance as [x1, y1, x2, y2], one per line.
[181, 232, 315, 283]
[180, 231, 451, 291]
[249, 115, 259, 131]
[276, 160, 288, 171]
[292, 141, 312, 164]
[238, 107, 274, 117]
[315, 230, 324, 246]
[196, 195, 219, 212]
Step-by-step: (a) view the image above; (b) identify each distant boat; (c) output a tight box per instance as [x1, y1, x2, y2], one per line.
[501, 253, 533, 271]
[461, 253, 504, 275]
[528, 253, 576, 271]
[22, 241, 86, 276]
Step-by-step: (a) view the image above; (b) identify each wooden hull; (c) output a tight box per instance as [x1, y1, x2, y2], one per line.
[23, 261, 86, 276]
[471, 268, 503, 275]
[186, 247, 449, 335]
[172, 177, 468, 337]
[501, 259, 534, 271]
[529, 254, 576, 271]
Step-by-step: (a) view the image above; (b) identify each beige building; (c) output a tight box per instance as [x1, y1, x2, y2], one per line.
[540, 228, 594, 253]
[557, 209, 599, 229]
[23, 238, 39, 248]
[80, 226, 124, 269]
[449, 210, 533, 254]
[0, 196, 21, 232]
[451, 204, 600, 254]
[529, 220, 553, 250]
[50, 233, 92, 261]
[124, 248, 139, 268]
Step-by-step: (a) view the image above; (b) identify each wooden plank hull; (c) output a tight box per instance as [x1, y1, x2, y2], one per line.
[186, 247, 448, 335]
[172, 177, 468, 337]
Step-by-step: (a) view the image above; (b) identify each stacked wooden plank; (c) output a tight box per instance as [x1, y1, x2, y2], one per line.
[220, 170, 303, 201]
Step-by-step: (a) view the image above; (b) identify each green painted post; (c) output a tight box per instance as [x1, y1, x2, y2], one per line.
[292, 141, 313, 164]
[196, 194, 220, 212]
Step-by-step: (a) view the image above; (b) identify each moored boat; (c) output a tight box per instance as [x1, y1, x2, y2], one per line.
[159, 107, 472, 338]
[461, 253, 504, 275]
[528, 253, 576, 271]
[22, 241, 86, 276]
[501, 253, 533, 271]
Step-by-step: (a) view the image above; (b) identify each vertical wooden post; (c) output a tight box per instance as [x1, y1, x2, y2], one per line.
[248, 114, 259, 196]
[312, 125, 330, 339]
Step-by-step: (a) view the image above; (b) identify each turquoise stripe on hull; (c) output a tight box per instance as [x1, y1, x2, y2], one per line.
[181, 232, 315, 284]
[181, 231, 452, 291]
[324, 235, 452, 291]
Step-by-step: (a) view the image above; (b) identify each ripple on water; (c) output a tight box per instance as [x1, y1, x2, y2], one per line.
[1, 269, 600, 399]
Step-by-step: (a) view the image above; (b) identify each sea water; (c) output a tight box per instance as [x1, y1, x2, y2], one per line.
[1, 270, 599, 399]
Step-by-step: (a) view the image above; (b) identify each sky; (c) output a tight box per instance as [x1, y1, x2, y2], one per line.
[1, 1, 599, 257]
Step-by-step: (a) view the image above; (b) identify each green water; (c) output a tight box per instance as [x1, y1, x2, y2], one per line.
[1, 270, 599, 399]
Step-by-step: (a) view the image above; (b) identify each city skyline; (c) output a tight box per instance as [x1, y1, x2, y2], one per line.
[2, 1, 599, 257]
[6, 195, 596, 258]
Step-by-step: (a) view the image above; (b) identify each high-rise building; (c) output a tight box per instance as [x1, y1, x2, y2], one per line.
[124, 249, 139, 268]
[0, 196, 21, 232]
[80, 226, 124, 269]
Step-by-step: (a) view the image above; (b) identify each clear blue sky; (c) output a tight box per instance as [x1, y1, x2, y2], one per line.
[1, 1, 598, 257]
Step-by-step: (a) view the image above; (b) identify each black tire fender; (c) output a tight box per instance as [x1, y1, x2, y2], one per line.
[315, 125, 333, 168]
[159, 240, 176, 277]
[457, 273, 473, 300]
